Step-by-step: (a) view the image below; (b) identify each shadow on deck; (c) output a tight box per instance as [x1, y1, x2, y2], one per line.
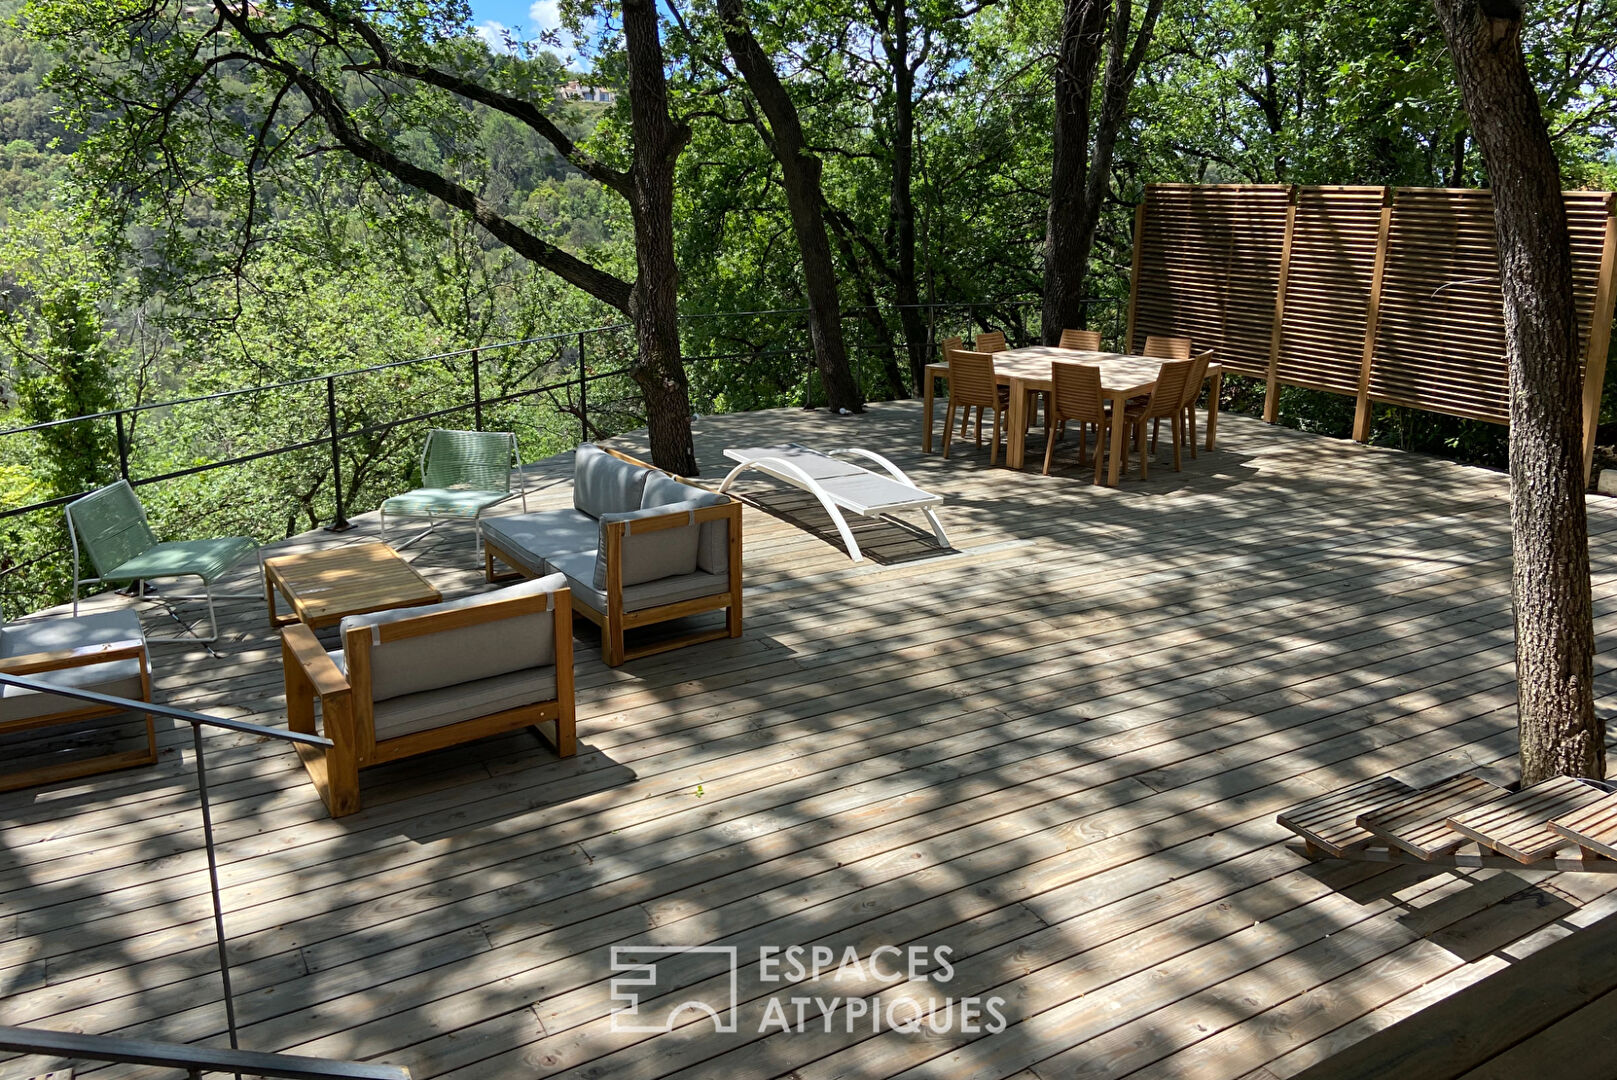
[1, 401, 1615, 1080]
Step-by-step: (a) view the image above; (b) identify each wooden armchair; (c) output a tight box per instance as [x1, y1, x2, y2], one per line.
[481, 448, 744, 667]
[0, 609, 154, 791]
[281, 574, 576, 817]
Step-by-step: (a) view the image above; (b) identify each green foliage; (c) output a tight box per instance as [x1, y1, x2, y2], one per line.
[1, 0, 1615, 619]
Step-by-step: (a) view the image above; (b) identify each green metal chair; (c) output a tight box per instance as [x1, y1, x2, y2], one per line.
[380, 429, 527, 552]
[66, 481, 260, 644]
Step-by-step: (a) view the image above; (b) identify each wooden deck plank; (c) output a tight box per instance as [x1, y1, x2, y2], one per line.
[1283, 906, 1617, 1080]
[2, 404, 1616, 1080]
[0, 585, 1539, 989]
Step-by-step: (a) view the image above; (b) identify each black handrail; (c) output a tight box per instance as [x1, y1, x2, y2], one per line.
[0, 298, 1105, 539]
[0, 672, 334, 1072]
[0, 1024, 410, 1079]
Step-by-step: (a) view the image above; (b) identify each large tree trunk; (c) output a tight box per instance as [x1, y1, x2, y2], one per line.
[623, 0, 699, 474]
[885, 7, 929, 391]
[1433, 0, 1601, 783]
[1041, 0, 1161, 344]
[717, 0, 864, 414]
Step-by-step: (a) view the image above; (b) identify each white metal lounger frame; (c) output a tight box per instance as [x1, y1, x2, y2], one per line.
[718, 447, 949, 563]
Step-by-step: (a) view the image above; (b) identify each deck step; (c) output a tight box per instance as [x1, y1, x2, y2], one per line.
[1445, 775, 1609, 864]
[1356, 774, 1508, 860]
[1275, 776, 1414, 857]
[1550, 789, 1617, 861]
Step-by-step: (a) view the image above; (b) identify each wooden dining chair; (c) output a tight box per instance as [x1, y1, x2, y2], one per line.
[1142, 334, 1193, 360]
[1124, 357, 1196, 478]
[942, 335, 987, 444]
[1059, 328, 1102, 351]
[943, 348, 1007, 464]
[1043, 362, 1110, 483]
[1177, 350, 1214, 460]
[970, 328, 1052, 431]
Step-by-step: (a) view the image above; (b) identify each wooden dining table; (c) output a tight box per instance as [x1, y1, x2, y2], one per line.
[922, 345, 1224, 485]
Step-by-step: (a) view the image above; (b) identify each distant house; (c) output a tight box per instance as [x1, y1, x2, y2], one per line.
[558, 80, 616, 104]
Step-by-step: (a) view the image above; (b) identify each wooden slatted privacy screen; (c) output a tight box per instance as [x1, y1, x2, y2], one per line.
[1126, 183, 1617, 472]
[1128, 185, 1293, 380]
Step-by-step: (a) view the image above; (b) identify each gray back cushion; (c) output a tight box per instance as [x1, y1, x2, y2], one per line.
[595, 504, 701, 588]
[574, 443, 649, 518]
[641, 471, 731, 574]
[341, 572, 566, 702]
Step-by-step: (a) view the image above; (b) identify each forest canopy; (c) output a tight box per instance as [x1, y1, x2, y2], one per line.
[0, 0, 1614, 614]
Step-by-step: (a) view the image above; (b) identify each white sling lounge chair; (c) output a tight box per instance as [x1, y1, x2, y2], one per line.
[718, 445, 949, 562]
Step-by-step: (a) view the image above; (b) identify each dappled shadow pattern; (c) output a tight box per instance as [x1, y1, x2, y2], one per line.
[0, 402, 1614, 1080]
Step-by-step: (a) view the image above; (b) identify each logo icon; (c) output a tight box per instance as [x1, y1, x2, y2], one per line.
[609, 945, 740, 1033]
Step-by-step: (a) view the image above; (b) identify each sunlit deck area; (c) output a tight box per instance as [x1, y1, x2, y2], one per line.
[4, 402, 1617, 1079]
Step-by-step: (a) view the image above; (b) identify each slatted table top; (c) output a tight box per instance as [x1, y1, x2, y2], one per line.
[1276, 776, 1415, 857]
[1356, 774, 1508, 860]
[1446, 775, 1609, 864]
[263, 541, 442, 629]
[1551, 790, 1617, 862]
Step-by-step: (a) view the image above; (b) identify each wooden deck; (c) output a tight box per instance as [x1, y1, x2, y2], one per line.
[4, 402, 1617, 1080]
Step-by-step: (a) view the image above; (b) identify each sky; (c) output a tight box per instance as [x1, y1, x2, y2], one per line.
[468, 0, 577, 57]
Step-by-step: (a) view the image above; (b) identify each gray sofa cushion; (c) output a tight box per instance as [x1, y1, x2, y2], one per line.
[639, 470, 694, 509]
[545, 550, 730, 615]
[338, 573, 565, 702]
[370, 667, 558, 741]
[641, 473, 732, 574]
[573, 443, 649, 518]
[0, 610, 146, 724]
[481, 510, 598, 576]
[594, 505, 702, 589]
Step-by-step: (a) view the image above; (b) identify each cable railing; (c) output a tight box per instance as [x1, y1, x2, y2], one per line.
[0, 671, 411, 1077]
[0, 297, 1114, 615]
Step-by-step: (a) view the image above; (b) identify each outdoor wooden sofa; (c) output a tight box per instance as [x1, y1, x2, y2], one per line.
[280, 574, 575, 817]
[0, 608, 155, 790]
[478, 444, 743, 667]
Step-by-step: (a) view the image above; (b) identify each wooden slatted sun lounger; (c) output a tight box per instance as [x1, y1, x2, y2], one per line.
[1278, 773, 1617, 873]
[1550, 790, 1617, 861]
[1448, 775, 1608, 864]
[718, 444, 949, 562]
[1355, 774, 1508, 861]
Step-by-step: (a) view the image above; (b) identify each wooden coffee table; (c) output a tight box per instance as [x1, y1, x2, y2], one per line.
[264, 541, 442, 630]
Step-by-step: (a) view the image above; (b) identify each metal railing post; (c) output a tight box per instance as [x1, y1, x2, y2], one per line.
[325, 376, 350, 532]
[471, 350, 484, 432]
[192, 724, 241, 1066]
[114, 411, 130, 482]
[577, 333, 588, 443]
[0, 674, 351, 1080]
